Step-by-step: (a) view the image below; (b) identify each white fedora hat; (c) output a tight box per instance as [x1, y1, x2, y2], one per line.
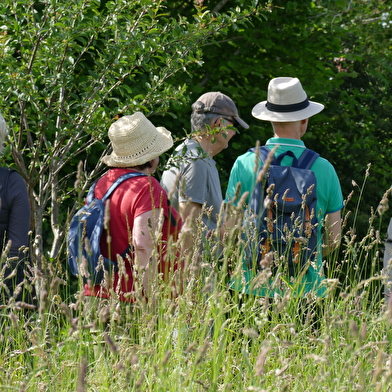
[252, 77, 324, 122]
[101, 112, 173, 167]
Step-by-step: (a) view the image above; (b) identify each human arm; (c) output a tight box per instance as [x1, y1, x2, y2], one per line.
[308, 157, 343, 258]
[220, 197, 249, 241]
[132, 209, 163, 297]
[323, 210, 341, 257]
[222, 153, 257, 238]
[179, 201, 202, 252]
[164, 148, 207, 252]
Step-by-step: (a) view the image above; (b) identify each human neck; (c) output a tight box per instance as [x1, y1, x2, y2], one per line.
[136, 168, 153, 175]
[193, 135, 216, 157]
[272, 119, 307, 140]
[273, 131, 301, 140]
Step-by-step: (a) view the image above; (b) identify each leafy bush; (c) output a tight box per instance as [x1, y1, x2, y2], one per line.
[0, 0, 258, 269]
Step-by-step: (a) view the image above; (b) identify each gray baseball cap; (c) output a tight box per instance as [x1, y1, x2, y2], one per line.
[192, 91, 249, 129]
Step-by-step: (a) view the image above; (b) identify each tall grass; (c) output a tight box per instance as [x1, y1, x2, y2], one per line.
[1, 175, 392, 392]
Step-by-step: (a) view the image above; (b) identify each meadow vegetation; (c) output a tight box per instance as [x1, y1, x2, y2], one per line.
[1, 172, 391, 392]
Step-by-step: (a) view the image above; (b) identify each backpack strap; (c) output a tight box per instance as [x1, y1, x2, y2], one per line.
[86, 171, 146, 204]
[101, 171, 146, 202]
[249, 146, 319, 169]
[296, 149, 320, 169]
[248, 146, 272, 164]
[249, 146, 295, 166]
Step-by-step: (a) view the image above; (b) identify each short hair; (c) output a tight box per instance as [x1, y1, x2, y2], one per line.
[190, 111, 221, 133]
[0, 112, 9, 155]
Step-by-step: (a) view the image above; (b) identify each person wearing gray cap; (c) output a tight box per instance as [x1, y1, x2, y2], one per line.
[226, 77, 343, 301]
[161, 91, 249, 251]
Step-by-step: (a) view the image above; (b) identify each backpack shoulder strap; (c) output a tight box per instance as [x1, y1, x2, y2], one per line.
[86, 171, 147, 204]
[85, 183, 97, 204]
[249, 146, 319, 168]
[269, 148, 319, 168]
[87, 171, 146, 204]
[102, 171, 146, 201]
[248, 146, 272, 164]
[296, 148, 320, 169]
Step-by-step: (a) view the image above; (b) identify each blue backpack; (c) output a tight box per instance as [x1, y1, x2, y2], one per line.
[247, 146, 319, 276]
[67, 171, 145, 284]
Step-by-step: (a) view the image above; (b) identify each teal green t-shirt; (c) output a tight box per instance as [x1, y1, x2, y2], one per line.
[225, 138, 344, 297]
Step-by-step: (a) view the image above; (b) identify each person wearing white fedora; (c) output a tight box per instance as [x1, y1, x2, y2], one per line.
[161, 91, 249, 252]
[83, 112, 182, 304]
[225, 77, 343, 299]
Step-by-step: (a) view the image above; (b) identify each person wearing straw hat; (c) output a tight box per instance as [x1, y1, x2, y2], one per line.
[225, 77, 343, 299]
[161, 92, 249, 252]
[83, 112, 182, 303]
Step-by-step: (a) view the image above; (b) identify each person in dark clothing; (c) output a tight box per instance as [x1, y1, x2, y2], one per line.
[384, 215, 392, 298]
[0, 112, 34, 305]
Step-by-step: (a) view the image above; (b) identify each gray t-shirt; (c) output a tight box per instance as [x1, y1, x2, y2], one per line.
[161, 139, 223, 231]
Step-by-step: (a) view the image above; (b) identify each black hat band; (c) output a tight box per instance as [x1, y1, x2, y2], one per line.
[266, 98, 309, 113]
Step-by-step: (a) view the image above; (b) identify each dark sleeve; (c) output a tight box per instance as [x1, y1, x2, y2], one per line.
[5, 171, 30, 258]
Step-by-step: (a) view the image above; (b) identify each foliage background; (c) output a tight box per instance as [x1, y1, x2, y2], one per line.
[1, 2, 392, 390]
[0, 0, 391, 285]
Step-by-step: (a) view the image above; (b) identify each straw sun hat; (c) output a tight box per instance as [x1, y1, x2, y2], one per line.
[101, 112, 173, 167]
[252, 77, 324, 122]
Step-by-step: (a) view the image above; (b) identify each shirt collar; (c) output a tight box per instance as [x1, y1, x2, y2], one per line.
[266, 137, 306, 149]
